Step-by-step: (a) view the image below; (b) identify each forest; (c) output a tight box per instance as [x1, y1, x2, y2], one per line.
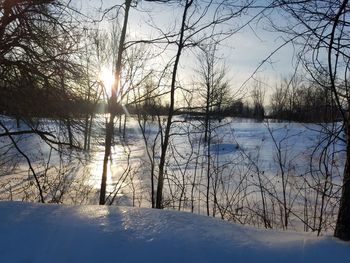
[0, 0, 350, 242]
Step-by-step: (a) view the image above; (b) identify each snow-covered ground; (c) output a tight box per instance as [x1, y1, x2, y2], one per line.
[0, 201, 349, 263]
[0, 116, 346, 232]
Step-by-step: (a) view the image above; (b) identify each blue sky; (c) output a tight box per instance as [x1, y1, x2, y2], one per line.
[73, 0, 296, 102]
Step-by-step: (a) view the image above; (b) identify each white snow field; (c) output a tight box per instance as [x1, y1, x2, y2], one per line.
[0, 201, 349, 263]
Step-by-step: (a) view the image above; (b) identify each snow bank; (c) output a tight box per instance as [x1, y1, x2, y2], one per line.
[0, 201, 349, 262]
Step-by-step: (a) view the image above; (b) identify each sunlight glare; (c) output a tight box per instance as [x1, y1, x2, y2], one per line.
[99, 67, 115, 97]
[88, 145, 130, 194]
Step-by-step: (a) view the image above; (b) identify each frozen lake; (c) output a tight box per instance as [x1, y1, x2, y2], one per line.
[0, 116, 345, 232]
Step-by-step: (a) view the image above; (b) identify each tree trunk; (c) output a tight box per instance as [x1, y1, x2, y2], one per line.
[204, 90, 210, 143]
[66, 118, 73, 148]
[331, 0, 350, 240]
[334, 115, 350, 240]
[99, 115, 114, 205]
[99, 0, 131, 205]
[155, 0, 193, 209]
[206, 123, 211, 216]
[83, 84, 92, 151]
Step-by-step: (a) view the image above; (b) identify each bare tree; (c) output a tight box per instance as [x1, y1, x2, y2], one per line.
[269, 0, 350, 240]
[154, 0, 196, 209]
[196, 43, 230, 142]
[99, 0, 132, 205]
[0, 0, 88, 201]
[146, 0, 251, 209]
[194, 42, 231, 215]
[251, 78, 265, 120]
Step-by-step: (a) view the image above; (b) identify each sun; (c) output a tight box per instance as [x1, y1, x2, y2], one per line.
[99, 67, 115, 97]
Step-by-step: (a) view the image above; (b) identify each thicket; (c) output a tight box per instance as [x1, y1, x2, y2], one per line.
[269, 78, 341, 123]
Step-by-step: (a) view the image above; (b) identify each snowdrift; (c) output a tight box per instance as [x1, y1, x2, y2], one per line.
[0, 201, 349, 262]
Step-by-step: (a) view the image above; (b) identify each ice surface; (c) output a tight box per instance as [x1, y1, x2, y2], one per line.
[209, 143, 238, 154]
[0, 201, 349, 263]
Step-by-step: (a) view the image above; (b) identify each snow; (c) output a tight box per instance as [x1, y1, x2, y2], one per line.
[0, 116, 346, 234]
[209, 143, 238, 154]
[0, 201, 349, 263]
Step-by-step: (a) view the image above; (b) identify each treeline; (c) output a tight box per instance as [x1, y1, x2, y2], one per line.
[178, 100, 265, 120]
[268, 77, 342, 123]
[1, 74, 341, 124]
[0, 83, 95, 118]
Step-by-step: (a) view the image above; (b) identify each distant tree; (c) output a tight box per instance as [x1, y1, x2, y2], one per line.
[251, 78, 265, 120]
[269, 74, 340, 122]
[195, 42, 230, 215]
[80, 29, 108, 151]
[196, 43, 230, 142]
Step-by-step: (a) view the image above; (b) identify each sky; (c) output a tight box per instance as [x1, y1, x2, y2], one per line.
[71, 0, 296, 103]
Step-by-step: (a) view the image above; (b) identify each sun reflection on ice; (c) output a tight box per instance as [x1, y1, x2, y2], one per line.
[84, 112, 147, 205]
[87, 145, 129, 196]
